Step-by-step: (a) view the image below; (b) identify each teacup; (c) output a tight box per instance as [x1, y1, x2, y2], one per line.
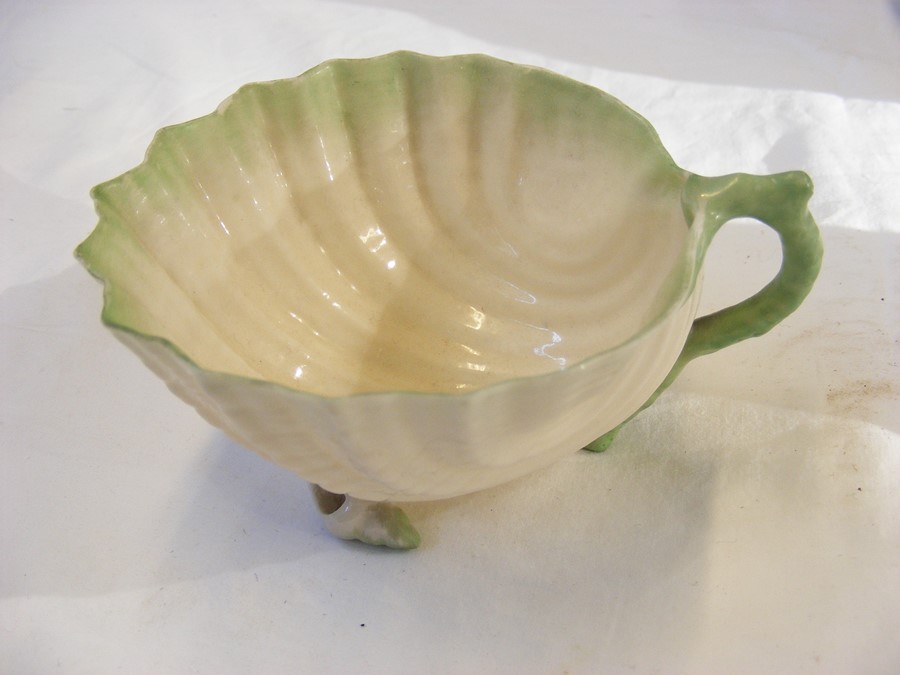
[77, 52, 822, 548]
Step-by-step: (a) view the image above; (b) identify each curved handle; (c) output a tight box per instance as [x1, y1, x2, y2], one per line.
[677, 170, 822, 363]
[585, 171, 822, 452]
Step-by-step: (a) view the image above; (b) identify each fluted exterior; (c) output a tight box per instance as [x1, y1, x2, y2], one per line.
[77, 52, 701, 501]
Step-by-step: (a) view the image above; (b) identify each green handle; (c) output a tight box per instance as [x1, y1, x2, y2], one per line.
[586, 171, 823, 451]
[677, 171, 823, 361]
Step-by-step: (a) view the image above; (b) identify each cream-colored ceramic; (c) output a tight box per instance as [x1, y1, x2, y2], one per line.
[77, 52, 822, 548]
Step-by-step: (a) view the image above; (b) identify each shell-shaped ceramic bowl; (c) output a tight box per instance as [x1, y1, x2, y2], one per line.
[77, 52, 822, 548]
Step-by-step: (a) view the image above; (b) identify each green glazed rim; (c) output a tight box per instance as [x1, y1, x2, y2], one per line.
[75, 52, 823, 443]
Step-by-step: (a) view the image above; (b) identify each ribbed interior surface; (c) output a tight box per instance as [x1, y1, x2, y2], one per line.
[80, 53, 689, 396]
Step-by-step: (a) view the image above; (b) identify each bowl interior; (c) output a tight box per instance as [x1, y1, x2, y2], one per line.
[80, 53, 690, 396]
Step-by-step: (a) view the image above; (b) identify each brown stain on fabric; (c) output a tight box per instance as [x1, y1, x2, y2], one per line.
[826, 379, 896, 416]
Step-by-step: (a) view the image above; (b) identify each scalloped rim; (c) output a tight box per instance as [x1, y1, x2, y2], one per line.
[74, 51, 704, 403]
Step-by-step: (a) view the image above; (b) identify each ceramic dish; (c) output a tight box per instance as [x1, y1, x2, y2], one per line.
[76, 52, 822, 548]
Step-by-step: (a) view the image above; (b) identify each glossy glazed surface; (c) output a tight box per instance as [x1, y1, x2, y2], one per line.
[80, 53, 691, 396]
[77, 53, 705, 500]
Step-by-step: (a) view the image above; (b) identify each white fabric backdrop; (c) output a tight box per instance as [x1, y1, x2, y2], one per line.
[2, 1, 898, 672]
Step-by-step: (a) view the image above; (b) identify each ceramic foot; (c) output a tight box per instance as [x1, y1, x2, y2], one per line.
[311, 485, 421, 549]
[584, 426, 620, 453]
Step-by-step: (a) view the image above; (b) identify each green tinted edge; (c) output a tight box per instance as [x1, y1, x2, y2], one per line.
[74, 51, 698, 403]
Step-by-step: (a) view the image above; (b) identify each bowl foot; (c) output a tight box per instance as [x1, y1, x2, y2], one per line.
[311, 485, 421, 549]
[584, 426, 620, 453]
